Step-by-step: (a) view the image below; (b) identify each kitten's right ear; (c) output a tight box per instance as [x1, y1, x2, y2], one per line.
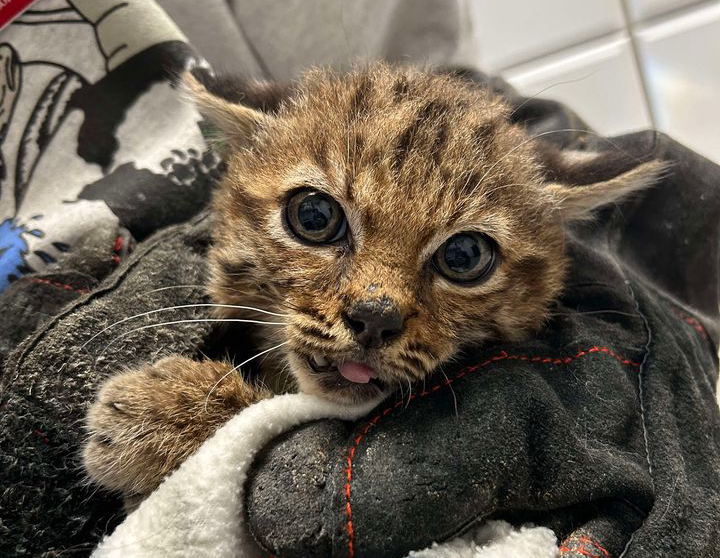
[182, 71, 273, 150]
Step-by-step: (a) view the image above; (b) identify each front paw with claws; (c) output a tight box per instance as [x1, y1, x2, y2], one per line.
[83, 356, 270, 501]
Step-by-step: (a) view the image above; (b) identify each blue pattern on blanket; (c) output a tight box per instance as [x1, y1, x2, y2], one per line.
[0, 218, 43, 291]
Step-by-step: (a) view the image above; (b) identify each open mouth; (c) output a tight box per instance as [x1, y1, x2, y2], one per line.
[306, 353, 386, 391]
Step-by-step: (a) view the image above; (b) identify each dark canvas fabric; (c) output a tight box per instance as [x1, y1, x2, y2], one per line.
[0, 10, 718, 558]
[1, 214, 214, 556]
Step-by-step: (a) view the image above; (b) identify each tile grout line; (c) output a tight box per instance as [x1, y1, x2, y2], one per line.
[496, 29, 627, 76]
[639, 0, 720, 29]
[619, 0, 658, 130]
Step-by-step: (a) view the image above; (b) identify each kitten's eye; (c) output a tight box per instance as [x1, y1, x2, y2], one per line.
[433, 232, 497, 283]
[286, 189, 348, 244]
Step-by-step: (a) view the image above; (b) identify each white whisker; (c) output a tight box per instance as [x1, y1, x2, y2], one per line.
[508, 71, 598, 119]
[277, 362, 292, 389]
[470, 128, 642, 196]
[203, 340, 290, 411]
[94, 318, 286, 367]
[77, 303, 287, 357]
[479, 182, 528, 199]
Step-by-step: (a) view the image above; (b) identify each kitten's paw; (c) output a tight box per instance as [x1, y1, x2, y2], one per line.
[83, 356, 270, 499]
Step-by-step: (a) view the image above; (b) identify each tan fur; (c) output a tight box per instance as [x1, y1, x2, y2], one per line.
[83, 64, 664, 501]
[83, 356, 270, 501]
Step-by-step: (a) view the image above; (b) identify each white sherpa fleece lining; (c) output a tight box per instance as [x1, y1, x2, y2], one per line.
[90, 393, 559, 558]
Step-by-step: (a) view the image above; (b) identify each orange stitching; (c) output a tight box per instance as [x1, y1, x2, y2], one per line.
[682, 315, 708, 339]
[111, 235, 123, 266]
[343, 346, 639, 557]
[24, 277, 88, 295]
[673, 308, 709, 340]
[32, 429, 50, 444]
[580, 536, 611, 558]
[560, 535, 612, 557]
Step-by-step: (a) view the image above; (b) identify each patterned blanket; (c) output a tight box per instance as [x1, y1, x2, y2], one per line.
[0, 0, 220, 295]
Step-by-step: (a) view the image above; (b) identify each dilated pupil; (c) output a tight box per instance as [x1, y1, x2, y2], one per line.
[298, 195, 333, 231]
[445, 235, 482, 272]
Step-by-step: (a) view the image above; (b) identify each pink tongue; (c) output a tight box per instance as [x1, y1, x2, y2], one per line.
[339, 361, 377, 384]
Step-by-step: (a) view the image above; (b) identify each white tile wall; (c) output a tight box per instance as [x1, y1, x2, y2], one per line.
[635, 2, 720, 162]
[502, 34, 651, 136]
[470, 0, 720, 163]
[626, 0, 706, 20]
[470, 0, 626, 72]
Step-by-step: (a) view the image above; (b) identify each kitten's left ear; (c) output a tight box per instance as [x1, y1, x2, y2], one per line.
[544, 156, 668, 221]
[182, 71, 273, 150]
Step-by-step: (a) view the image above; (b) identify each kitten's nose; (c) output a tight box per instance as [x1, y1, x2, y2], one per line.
[342, 298, 404, 348]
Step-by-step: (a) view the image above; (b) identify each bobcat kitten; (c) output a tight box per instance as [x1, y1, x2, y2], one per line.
[83, 64, 664, 500]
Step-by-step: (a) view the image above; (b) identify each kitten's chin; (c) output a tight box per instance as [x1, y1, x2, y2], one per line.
[287, 352, 389, 406]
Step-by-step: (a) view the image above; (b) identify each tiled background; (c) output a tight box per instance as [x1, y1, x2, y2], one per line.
[164, 0, 718, 163]
[469, 0, 720, 164]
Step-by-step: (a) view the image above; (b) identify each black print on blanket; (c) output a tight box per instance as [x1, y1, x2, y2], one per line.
[0, 40, 80, 290]
[0, 0, 217, 291]
[79, 149, 222, 241]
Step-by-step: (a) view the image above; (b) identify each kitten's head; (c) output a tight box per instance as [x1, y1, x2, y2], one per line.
[186, 64, 663, 405]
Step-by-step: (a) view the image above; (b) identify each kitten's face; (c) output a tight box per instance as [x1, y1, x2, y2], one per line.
[193, 66, 661, 405]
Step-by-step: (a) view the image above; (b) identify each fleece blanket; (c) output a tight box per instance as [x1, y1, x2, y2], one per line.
[1, 2, 719, 558]
[88, 392, 557, 558]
